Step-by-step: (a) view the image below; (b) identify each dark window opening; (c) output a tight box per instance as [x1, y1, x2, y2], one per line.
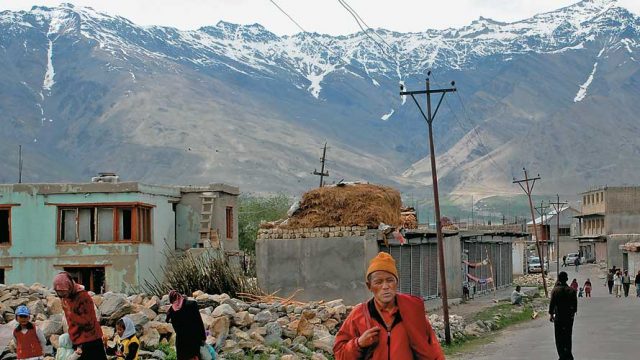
[558, 227, 571, 236]
[63, 267, 105, 294]
[0, 209, 10, 244]
[119, 208, 132, 240]
[0, 269, 4, 284]
[226, 207, 233, 239]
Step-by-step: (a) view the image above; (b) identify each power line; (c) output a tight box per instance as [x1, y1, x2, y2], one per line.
[268, 0, 379, 80]
[427, 72, 508, 176]
[335, 0, 405, 82]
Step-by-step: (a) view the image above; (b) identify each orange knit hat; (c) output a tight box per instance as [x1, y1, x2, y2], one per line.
[366, 252, 398, 280]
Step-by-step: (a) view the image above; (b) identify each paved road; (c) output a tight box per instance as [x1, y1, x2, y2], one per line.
[452, 264, 640, 360]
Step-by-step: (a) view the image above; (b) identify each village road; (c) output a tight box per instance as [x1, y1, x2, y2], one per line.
[451, 264, 640, 360]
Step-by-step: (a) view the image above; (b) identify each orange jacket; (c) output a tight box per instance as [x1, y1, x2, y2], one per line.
[333, 293, 445, 360]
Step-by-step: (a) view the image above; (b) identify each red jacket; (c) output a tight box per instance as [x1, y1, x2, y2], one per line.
[61, 289, 103, 345]
[333, 293, 445, 360]
[14, 325, 44, 359]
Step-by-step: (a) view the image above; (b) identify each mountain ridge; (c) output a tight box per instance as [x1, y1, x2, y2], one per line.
[0, 0, 639, 199]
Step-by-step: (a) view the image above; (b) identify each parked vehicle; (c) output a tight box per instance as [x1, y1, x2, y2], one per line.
[528, 256, 549, 274]
[566, 252, 581, 265]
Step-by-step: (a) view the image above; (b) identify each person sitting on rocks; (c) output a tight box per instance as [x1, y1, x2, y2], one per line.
[13, 305, 46, 360]
[511, 285, 525, 306]
[333, 252, 445, 359]
[105, 316, 140, 360]
[56, 334, 81, 360]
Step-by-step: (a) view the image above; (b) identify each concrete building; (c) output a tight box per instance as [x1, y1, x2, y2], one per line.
[574, 186, 640, 266]
[526, 206, 580, 261]
[619, 239, 640, 276]
[0, 175, 239, 292]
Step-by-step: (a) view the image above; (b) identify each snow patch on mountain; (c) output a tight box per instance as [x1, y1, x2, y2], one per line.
[42, 39, 55, 92]
[381, 109, 395, 121]
[574, 46, 606, 102]
[574, 62, 598, 102]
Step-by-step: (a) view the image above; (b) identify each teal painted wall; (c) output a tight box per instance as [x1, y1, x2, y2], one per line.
[0, 186, 176, 292]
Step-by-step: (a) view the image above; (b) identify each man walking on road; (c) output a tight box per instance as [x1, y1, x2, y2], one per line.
[622, 270, 631, 297]
[549, 271, 577, 360]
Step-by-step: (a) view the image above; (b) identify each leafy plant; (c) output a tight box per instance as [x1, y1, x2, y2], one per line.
[238, 193, 292, 253]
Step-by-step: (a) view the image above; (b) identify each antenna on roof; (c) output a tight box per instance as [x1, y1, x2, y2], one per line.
[18, 145, 23, 184]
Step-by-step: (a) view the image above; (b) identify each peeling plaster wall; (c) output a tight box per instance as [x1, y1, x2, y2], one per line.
[213, 192, 238, 252]
[0, 186, 176, 292]
[175, 191, 239, 251]
[175, 193, 201, 250]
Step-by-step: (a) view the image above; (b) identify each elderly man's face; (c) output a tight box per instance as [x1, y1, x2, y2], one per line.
[367, 270, 398, 306]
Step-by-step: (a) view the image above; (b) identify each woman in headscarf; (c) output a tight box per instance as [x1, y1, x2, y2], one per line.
[106, 316, 140, 360]
[166, 290, 206, 360]
[53, 272, 107, 360]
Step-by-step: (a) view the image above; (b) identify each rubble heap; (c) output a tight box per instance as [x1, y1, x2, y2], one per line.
[0, 284, 473, 359]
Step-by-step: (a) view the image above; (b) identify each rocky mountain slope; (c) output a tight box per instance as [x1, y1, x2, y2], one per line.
[0, 0, 638, 197]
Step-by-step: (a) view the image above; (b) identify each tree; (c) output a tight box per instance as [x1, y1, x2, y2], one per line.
[239, 194, 292, 253]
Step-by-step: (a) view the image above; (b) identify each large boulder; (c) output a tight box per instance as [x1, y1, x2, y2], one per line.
[99, 294, 133, 325]
[139, 328, 160, 350]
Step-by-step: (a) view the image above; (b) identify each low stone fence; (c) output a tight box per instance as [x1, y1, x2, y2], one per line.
[257, 226, 369, 240]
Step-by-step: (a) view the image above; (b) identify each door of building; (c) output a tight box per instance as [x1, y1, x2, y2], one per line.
[63, 267, 106, 293]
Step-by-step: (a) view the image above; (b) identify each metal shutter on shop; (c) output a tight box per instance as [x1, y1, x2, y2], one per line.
[411, 245, 422, 296]
[425, 242, 439, 298]
[400, 246, 412, 294]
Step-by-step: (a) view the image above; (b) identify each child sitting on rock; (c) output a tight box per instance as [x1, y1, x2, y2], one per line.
[13, 305, 47, 360]
[55, 334, 81, 360]
[105, 316, 140, 360]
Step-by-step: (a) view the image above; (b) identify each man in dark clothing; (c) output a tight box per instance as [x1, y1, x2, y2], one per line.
[562, 255, 567, 267]
[549, 271, 577, 360]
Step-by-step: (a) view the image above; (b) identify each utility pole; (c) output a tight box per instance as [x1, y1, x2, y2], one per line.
[400, 73, 456, 344]
[513, 168, 548, 297]
[18, 145, 23, 184]
[550, 195, 568, 274]
[471, 195, 475, 227]
[312, 142, 329, 187]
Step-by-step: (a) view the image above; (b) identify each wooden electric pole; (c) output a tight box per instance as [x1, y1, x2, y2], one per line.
[312, 142, 329, 187]
[549, 195, 568, 275]
[513, 168, 548, 297]
[400, 73, 456, 344]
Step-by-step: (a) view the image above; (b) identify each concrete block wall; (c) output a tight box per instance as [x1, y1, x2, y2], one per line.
[256, 229, 379, 305]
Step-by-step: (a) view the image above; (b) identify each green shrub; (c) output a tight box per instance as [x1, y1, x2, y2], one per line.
[140, 248, 261, 297]
[239, 194, 292, 253]
[157, 343, 177, 360]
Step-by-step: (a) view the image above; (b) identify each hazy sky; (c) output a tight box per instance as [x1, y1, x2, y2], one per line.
[3, 0, 640, 35]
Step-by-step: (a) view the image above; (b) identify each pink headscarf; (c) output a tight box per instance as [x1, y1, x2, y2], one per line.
[169, 290, 185, 311]
[53, 272, 84, 296]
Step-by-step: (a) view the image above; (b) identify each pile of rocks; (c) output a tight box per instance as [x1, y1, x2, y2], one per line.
[0, 284, 353, 359]
[0, 284, 478, 359]
[513, 274, 555, 287]
[428, 314, 466, 342]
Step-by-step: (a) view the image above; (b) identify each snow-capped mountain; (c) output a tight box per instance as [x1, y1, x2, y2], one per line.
[0, 0, 639, 198]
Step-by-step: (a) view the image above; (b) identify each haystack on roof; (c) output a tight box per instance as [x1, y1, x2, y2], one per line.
[284, 183, 402, 229]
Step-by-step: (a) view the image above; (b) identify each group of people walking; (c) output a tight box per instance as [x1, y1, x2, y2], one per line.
[605, 266, 640, 297]
[12, 271, 210, 360]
